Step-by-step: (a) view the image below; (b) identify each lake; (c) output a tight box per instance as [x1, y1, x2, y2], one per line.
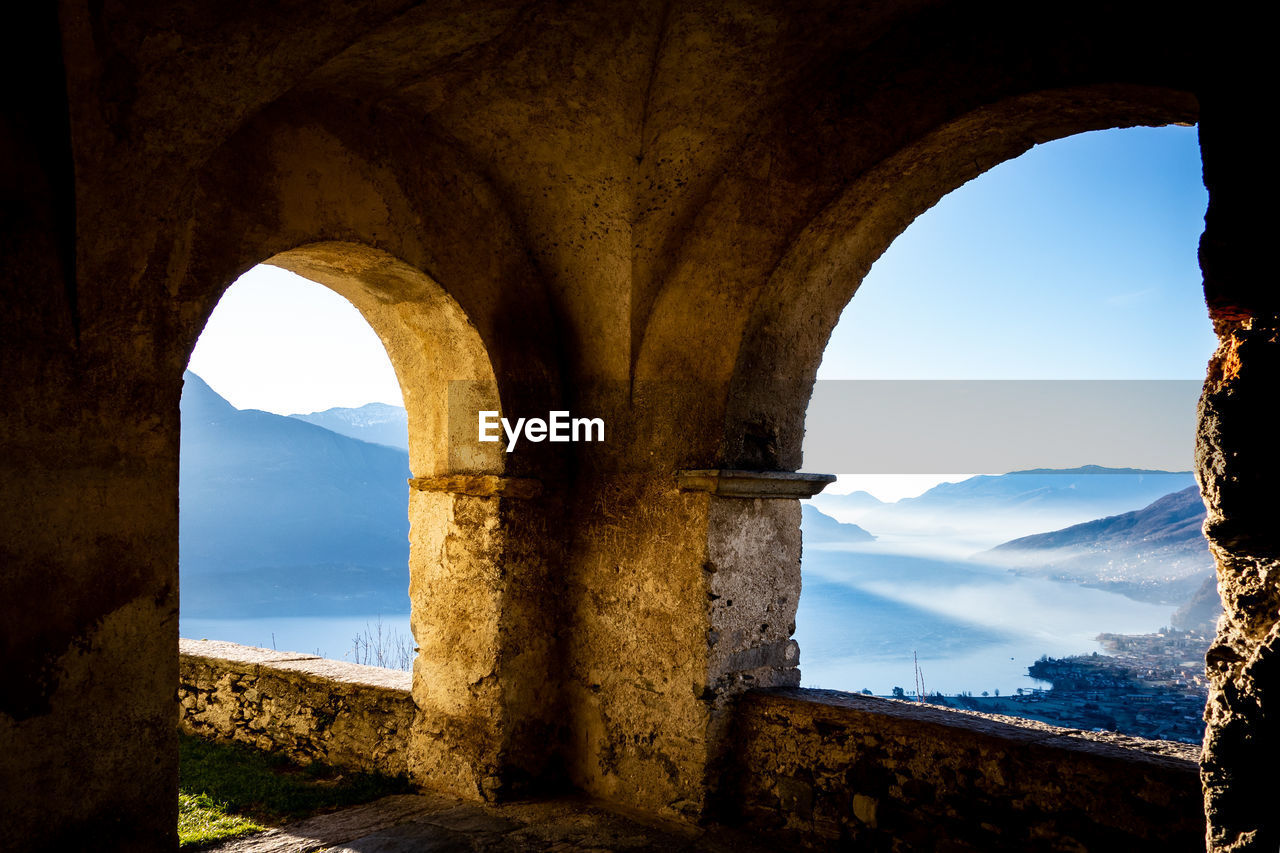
[180, 613, 413, 665]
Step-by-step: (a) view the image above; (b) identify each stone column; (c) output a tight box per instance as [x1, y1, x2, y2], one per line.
[1197, 316, 1280, 853]
[1196, 78, 1277, 851]
[564, 468, 831, 817]
[405, 475, 561, 800]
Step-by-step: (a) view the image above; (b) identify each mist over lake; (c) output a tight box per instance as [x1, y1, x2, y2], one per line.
[180, 539, 1174, 696]
[180, 530, 1178, 697]
[796, 536, 1172, 696]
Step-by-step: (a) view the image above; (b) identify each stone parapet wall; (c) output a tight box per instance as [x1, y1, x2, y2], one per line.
[729, 688, 1204, 851]
[178, 644, 1207, 849]
[178, 639, 414, 777]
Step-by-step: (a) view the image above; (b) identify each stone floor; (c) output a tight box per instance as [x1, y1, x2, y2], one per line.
[205, 793, 778, 852]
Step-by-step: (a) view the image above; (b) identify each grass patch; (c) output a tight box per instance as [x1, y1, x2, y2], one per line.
[178, 733, 413, 848]
[178, 792, 264, 847]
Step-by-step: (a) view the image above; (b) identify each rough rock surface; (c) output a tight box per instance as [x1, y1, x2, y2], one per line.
[730, 689, 1204, 851]
[1197, 319, 1280, 853]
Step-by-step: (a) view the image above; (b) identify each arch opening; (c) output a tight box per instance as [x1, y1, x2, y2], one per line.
[716, 85, 1200, 467]
[179, 243, 504, 665]
[791, 124, 1214, 741]
[176, 242, 561, 802]
[180, 263, 409, 665]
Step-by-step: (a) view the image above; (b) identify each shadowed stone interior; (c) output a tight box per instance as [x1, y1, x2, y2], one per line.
[0, 3, 1266, 850]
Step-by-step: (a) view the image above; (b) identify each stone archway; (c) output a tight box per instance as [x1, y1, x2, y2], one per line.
[705, 87, 1271, 850]
[266, 242, 505, 478]
[563, 82, 1217, 824]
[628, 80, 1236, 836]
[183, 241, 561, 800]
[7, 4, 1265, 849]
[720, 84, 1200, 469]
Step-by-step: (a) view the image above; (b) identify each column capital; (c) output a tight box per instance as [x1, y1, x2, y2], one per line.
[676, 469, 835, 499]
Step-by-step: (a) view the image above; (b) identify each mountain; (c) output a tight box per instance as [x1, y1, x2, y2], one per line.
[801, 505, 875, 544]
[985, 486, 1214, 605]
[1172, 574, 1222, 632]
[180, 372, 411, 616]
[848, 466, 1198, 547]
[900, 466, 1195, 515]
[290, 402, 408, 451]
[990, 485, 1206, 553]
[808, 490, 884, 523]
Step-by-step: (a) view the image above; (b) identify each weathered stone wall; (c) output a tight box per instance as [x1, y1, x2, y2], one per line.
[179, 639, 414, 777]
[178, 644, 1209, 850]
[729, 689, 1204, 851]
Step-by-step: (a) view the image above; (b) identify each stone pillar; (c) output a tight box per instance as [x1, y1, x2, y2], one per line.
[564, 468, 831, 817]
[1197, 317, 1280, 853]
[405, 475, 560, 800]
[1196, 78, 1278, 851]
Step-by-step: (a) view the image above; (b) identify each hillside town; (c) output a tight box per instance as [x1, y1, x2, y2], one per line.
[930, 629, 1212, 744]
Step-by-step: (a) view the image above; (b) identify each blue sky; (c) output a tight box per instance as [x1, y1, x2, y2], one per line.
[188, 266, 404, 415]
[816, 124, 1211, 381]
[189, 125, 1210, 496]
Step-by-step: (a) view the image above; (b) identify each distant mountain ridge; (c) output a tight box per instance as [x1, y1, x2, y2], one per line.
[801, 505, 875, 544]
[180, 372, 411, 617]
[900, 466, 1196, 513]
[813, 466, 1199, 547]
[291, 402, 408, 451]
[809, 490, 884, 513]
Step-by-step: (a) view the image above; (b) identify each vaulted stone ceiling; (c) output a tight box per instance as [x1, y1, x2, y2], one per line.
[59, 0, 1206, 393]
